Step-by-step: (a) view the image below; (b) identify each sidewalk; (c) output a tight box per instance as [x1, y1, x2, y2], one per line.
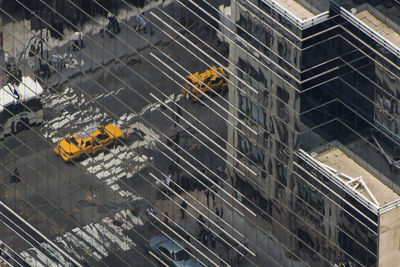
[2, 0, 176, 88]
[149, 174, 305, 266]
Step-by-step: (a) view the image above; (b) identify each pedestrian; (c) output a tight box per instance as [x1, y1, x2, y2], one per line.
[210, 233, 216, 249]
[135, 13, 147, 34]
[211, 189, 215, 206]
[107, 13, 121, 37]
[7, 64, 21, 85]
[4, 52, 10, 64]
[215, 207, 220, 225]
[237, 243, 244, 265]
[146, 207, 157, 217]
[29, 44, 36, 57]
[9, 65, 22, 85]
[145, 206, 158, 228]
[197, 214, 205, 233]
[37, 59, 51, 79]
[244, 239, 249, 255]
[165, 174, 172, 195]
[179, 200, 187, 219]
[155, 179, 162, 188]
[168, 163, 175, 177]
[10, 168, 20, 183]
[4, 52, 11, 69]
[15, 66, 22, 84]
[72, 30, 83, 51]
[202, 230, 209, 247]
[220, 206, 223, 219]
[52, 54, 62, 71]
[5, 60, 11, 73]
[205, 189, 210, 208]
[163, 211, 169, 226]
[37, 40, 43, 60]
[155, 179, 163, 198]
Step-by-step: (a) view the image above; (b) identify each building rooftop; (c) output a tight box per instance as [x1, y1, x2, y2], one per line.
[356, 10, 400, 49]
[274, 0, 316, 21]
[315, 147, 400, 206]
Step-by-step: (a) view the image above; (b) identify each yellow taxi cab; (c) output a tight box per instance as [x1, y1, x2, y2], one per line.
[54, 123, 125, 162]
[181, 66, 229, 102]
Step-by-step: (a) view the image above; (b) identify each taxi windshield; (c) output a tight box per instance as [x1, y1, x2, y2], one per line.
[66, 136, 79, 146]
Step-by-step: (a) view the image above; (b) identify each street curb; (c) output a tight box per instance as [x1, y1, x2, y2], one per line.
[51, 40, 163, 90]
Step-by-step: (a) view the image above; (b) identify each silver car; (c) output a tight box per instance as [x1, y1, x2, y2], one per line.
[147, 235, 202, 267]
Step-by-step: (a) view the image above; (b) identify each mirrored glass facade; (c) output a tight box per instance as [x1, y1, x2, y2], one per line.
[228, 0, 400, 266]
[1, 0, 400, 266]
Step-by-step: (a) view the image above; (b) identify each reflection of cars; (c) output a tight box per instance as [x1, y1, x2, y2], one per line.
[146, 235, 202, 267]
[0, 241, 29, 266]
[181, 66, 229, 102]
[54, 123, 124, 162]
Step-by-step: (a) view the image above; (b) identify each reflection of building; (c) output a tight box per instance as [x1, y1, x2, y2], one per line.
[227, 0, 400, 266]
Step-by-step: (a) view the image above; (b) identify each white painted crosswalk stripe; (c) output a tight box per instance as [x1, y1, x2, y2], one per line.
[110, 184, 120, 191]
[54, 236, 85, 261]
[105, 176, 118, 185]
[64, 231, 103, 261]
[87, 165, 102, 174]
[72, 227, 108, 258]
[22, 248, 59, 267]
[17, 209, 144, 264]
[117, 172, 127, 178]
[21, 250, 47, 267]
[104, 158, 122, 169]
[96, 170, 111, 179]
[41, 242, 73, 267]
[126, 209, 144, 226]
[111, 166, 124, 175]
[94, 222, 134, 251]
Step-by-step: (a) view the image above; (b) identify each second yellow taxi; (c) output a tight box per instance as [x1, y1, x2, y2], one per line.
[181, 66, 229, 102]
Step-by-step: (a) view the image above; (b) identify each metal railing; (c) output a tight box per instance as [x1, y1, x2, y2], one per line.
[297, 149, 380, 214]
[340, 6, 400, 59]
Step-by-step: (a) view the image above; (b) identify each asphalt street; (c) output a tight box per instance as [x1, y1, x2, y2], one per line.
[0, 1, 298, 266]
[0, 3, 232, 266]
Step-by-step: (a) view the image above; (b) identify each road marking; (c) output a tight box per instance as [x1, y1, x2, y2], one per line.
[94, 222, 134, 251]
[93, 152, 105, 161]
[54, 236, 85, 261]
[41, 242, 73, 266]
[64, 231, 102, 260]
[72, 227, 108, 258]
[87, 165, 102, 174]
[21, 250, 47, 267]
[94, 87, 126, 101]
[111, 166, 124, 175]
[127, 210, 143, 225]
[117, 172, 127, 178]
[104, 158, 122, 169]
[103, 153, 114, 161]
[21, 247, 59, 267]
[105, 176, 118, 185]
[110, 184, 120, 191]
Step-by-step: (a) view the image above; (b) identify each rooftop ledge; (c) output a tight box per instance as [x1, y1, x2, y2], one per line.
[273, 0, 316, 20]
[340, 5, 400, 59]
[259, 0, 328, 29]
[298, 147, 400, 214]
[356, 9, 400, 50]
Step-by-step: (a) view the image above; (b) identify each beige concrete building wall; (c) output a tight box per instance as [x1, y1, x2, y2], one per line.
[228, 1, 348, 265]
[379, 207, 400, 267]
